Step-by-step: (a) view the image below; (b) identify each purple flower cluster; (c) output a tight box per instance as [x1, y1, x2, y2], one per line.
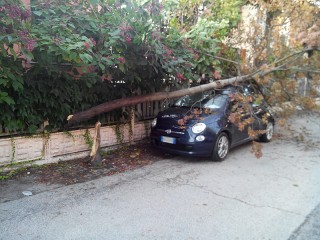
[89, 38, 96, 46]
[17, 30, 37, 52]
[119, 25, 133, 43]
[7, 5, 21, 19]
[0, 27, 6, 34]
[125, 35, 132, 43]
[25, 39, 37, 52]
[176, 73, 185, 82]
[151, 31, 161, 41]
[84, 38, 96, 50]
[117, 57, 125, 64]
[40, 2, 51, 9]
[114, 2, 122, 9]
[17, 30, 29, 38]
[84, 42, 91, 49]
[147, 3, 163, 15]
[5, 5, 31, 21]
[119, 25, 133, 31]
[165, 47, 173, 58]
[20, 9, 31, 20]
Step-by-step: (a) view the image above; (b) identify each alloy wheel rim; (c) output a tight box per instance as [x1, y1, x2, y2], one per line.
[218, 135, 229, 158]
[266, 123, 273, 140]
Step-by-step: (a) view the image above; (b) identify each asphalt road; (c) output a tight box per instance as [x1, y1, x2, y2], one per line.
[289, 202, 320, 240]
[0, 112, 320, 240]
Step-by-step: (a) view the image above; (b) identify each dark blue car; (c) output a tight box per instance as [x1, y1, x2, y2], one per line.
[150, 82, 275, 161]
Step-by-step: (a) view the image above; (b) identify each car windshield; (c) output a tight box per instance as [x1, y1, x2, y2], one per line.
[173, 92, 228, 110]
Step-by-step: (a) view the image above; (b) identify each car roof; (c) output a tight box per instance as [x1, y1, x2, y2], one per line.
[213, 85, 238, 95]
[214, 81, 260, 94]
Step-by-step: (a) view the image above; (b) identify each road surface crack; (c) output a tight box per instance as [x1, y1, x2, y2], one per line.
[189, 182, 304, 216]
[143, 176, 303, 216]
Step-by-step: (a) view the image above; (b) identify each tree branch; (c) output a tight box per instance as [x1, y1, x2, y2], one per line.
[275, 68, 320, 74]
[196, 50, 241, 65]
[247, 47, 319, 78]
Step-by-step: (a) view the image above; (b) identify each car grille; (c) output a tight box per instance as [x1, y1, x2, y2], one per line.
[153, 140, 193, 151]
[157, 129, 185, 135]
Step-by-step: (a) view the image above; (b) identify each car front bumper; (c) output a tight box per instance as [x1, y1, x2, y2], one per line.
[150, 133, 214, 158]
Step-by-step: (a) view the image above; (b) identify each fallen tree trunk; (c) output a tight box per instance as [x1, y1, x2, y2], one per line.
[67, 75, 250, 125]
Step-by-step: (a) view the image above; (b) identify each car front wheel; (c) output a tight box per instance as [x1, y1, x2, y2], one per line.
[260, 122, 274, 142]
[212, 132, 229, 161]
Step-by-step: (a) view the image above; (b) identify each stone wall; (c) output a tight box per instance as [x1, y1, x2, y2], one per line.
[0, 121, 151, 167]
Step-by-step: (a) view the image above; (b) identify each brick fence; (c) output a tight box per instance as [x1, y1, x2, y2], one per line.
[0, 121, 151, 168]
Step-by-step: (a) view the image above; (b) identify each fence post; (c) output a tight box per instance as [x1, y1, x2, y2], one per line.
[130, 107, 135, 143]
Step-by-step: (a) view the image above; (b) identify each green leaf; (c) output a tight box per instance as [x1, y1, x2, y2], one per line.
[69, 51, 78, 60]
[33, 11, 42, 16]
[7, 72, 15, 80]
[81, 36, 90, 41]
[89, 22, 97, 29]
[12, 80, 23, 91]
[27, 125, 39, 133]
[0, 92, 8, 97]
[119, 64, 125, 73]
[106, 59, 114, 65]
[59, 6, 67, 13]
[7, 35, 13, 43]
[0, 78, 8, 86]
[110, 29, 121, 36]
[0, 45, 6, 56]
[68, 23, 76, 29]
[9, 47, 17, 61]
[98, 63, 105, 71]
[21, 49, 34, 60]
[0, 92, 15, 106]
[79, 53, 93, 63]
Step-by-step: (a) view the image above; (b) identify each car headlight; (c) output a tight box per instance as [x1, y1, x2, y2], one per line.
[151, 118, 157, 128]
[192, 123, 206, 134]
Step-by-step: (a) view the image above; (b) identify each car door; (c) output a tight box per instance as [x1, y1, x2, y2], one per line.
[246, 84, 269, 131]
[227, 95, 251, 144]
[232, 83, 263, 142]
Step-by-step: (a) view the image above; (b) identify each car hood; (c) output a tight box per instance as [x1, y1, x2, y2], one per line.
[157, 107, 190, 119]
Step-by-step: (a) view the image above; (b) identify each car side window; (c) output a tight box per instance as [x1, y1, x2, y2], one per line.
[204, 95, 228, 109]
[243, 84, 265, 108]
[229, 96, 245, 113]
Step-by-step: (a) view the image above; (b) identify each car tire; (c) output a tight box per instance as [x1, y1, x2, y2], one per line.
[260, 122, 274, 142]
[212, 132, 229, 161]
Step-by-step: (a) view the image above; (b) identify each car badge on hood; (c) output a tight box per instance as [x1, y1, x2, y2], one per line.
[165, 129, 172, 134]
[162, 114, 178, 118]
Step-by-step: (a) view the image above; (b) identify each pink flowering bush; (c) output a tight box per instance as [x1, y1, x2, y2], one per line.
[0, 0, 239, 132]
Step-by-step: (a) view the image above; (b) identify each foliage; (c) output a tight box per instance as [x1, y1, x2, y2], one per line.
[83, 129, 93, 149]
[0, 0, 29, 118]
[0, 0, 319, 134]
[0, 0, 242, 132]
[165, 0, 246, 76]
